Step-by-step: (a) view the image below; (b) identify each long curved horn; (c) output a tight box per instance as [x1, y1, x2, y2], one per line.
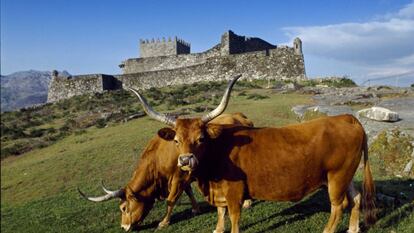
[201, 74, 242, 123]
[77, 187, 124, 202]
[128, 88, 176, 127]
[101, 180, 116, 194]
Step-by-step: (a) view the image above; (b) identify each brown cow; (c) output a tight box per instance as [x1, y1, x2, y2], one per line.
[78, 112, 253, 231]
[130, 75, 376, 233]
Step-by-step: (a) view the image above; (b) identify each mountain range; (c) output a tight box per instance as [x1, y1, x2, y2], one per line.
[1, 70, 70, 112]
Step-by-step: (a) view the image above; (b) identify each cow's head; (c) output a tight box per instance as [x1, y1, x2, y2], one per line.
[129, 75, 241, 171]
[78, 182, 154, 231]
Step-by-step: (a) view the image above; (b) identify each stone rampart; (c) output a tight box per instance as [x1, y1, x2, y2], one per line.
[120, 44, 221, 74]
[118, 47, 305, 90]
[47, 74, 120, 102]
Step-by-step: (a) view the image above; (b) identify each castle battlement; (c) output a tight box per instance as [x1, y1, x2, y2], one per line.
[139, 37, 190, 47]
[139, 36, 191, 58]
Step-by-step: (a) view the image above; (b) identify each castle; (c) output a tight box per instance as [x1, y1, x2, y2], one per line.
[47, 30, 306, 102]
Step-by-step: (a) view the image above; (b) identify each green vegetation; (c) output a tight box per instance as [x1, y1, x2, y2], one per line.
[298, 76, 357, 88]
[299, 109, 328, 122]
[1, 83, 413, 233]
[369, 129, 413, 177]
[0, 80, 267, 159]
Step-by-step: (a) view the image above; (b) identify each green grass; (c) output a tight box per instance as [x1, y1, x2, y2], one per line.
[1, 91, 413, 233]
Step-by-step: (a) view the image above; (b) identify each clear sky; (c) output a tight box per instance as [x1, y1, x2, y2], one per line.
[1, 0, 414, 85]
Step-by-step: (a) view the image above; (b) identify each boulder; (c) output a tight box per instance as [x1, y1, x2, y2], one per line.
[403, 159, 413, 174]
[358, 107, 399, 122]
[282, 82, 302, 91]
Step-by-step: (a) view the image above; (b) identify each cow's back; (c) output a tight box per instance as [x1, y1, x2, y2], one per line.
[211, 114, 365, 202]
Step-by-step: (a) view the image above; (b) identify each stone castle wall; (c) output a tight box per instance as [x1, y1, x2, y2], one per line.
[120, 44, 221, 74]
[47, 74, 120, 102]
[119, 47, 305, 90]
[47, 30, 306, 102]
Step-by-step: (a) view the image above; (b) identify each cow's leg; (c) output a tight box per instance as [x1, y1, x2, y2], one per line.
[346, 182, 361, 233]
[225, 182, 244, 233]
[184, 185, 200, 215]
[158, 178, 184, 229]
[323, 175, 347, 233]
[213, 206, 226, 233]
[227, 200, 241, 233]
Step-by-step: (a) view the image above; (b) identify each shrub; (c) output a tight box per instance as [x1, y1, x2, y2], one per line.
[246, 93, 269, 100]
[238, 91, 247, 96]
[96, 118, 107, 128]
[28, 128, 46, 138]
[300, 109, 327, 122]
[369, 129, 413, 177]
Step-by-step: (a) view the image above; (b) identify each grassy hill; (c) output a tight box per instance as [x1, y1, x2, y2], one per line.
[1, 81, 413, 233]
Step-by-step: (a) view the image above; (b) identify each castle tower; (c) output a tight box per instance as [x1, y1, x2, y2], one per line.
[293, 37, 303, 56]
[220, 30, 277, 56]
[139, 37, 190, 58]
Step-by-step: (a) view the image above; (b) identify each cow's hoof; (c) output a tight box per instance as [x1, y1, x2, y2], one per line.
[347, 228, 360, 233]
[192, 208, 201, 216]
[157, 221, 169, 229]
[242, 199, 252, 209]
[213, 230, 224, 233]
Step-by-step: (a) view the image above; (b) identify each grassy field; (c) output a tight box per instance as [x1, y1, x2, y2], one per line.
[1, 89, 413, 233]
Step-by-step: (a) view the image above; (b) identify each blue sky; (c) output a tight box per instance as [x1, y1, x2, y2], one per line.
[1, 0, 414, 85]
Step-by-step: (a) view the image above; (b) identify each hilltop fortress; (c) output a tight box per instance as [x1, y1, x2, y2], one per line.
[47, 30, 306, 102]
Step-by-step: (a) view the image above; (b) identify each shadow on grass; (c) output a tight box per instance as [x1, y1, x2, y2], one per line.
[136, 178, 413, 232]
[240, 178, 414, 233]
[136, 201, 216, 231]
[241, 188, 330, 232]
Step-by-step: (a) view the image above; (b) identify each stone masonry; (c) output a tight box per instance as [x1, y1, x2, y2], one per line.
[47, 30, 306, 102]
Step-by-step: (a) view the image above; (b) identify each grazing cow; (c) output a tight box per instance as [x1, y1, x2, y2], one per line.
[78, 112, 253, 231]
[130, 75, 376, 233]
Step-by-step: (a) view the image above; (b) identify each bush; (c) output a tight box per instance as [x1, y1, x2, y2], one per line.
[28, 128, 46, 138]
[246, 93, 269, 100]
[1, 142, 30, 158]
[369, 129, 413, 177]
[299, 76, 357, 88]
[96, 118, 107, 128]
[238, 91, 247, 96]
[300, 109, 327, 122]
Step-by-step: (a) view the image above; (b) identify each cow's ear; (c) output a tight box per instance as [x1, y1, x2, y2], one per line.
[206, 124, 223, 139]
[158, 128, 176, 141]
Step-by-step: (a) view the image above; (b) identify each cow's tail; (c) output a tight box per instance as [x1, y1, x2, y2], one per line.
[361, 131, 377, 226]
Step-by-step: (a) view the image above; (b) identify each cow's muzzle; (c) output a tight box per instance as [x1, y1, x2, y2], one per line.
[178, 154, 199, 171]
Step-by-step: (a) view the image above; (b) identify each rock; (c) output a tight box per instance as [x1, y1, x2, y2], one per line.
[282, 82, 301, 91]
[403, 159, 413, 174]
[357, 107, 399, 122]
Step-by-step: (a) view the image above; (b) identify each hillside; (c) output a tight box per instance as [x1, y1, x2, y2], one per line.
[1, 80, 413, 233]
[0, 70, 70, 112]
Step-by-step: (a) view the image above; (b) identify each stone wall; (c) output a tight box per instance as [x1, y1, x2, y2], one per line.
[120, 44, 221, 74]
[118, 47, 305, 90]
[47, 74, 120, 102]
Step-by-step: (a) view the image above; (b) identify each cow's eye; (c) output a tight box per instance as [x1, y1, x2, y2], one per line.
[198, 137, 205, 144]
[174, 139, 179, 145]
[121, 205, 127, 212]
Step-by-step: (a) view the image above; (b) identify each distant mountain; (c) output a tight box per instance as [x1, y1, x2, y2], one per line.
[0, 70, 70, 112]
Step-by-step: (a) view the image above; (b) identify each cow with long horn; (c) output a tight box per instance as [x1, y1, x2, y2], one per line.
[128, 74, 242, 173]
[128, 74, 376, 233]
[78, 106, 253, 232]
